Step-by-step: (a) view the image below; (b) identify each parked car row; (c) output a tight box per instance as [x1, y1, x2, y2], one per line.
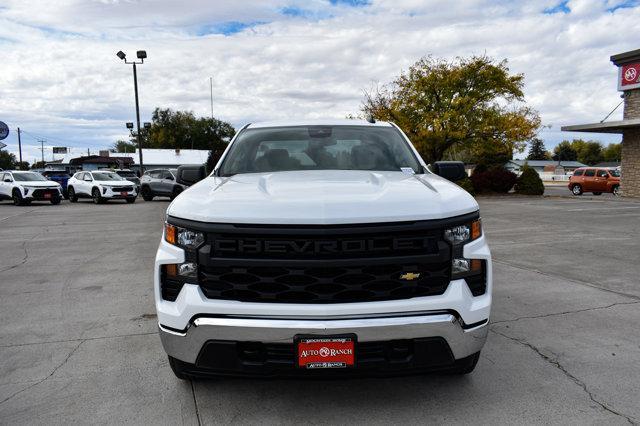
[0, 167, 203, 206]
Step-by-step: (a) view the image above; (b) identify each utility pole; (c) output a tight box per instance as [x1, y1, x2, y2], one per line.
[210, 76, 214, 120]
[17, 128, 23, 169]
[38, 139, 45, 166]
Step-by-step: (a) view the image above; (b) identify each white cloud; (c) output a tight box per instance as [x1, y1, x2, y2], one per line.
[0, 0, 635, 162]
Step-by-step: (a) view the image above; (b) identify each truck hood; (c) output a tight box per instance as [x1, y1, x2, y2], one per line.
[167, 170, 478, 225]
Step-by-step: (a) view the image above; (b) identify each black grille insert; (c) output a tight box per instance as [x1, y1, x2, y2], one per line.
[199, 259, 451, 303]
[168, 214, 481, 304]
[110, 186, 133, 192]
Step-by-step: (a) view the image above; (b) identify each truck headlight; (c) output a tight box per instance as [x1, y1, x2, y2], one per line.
[445, 218, 483, 279]
[444, 219, 481, 245]
[165, 223, 205, 250]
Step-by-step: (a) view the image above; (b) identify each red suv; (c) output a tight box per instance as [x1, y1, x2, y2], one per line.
[569, 167, 620, 196]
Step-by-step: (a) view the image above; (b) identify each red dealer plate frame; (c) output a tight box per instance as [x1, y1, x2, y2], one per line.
[295, 334, 356, 369]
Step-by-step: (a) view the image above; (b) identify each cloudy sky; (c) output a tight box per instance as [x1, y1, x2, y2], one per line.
[0, 0, 638, 163]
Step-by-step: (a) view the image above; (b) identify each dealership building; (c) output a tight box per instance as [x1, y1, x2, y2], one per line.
[46, 148, 209, 173]
[562, 48, 640, 197]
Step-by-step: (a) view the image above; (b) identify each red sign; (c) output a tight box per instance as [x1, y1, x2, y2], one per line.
[619, 62, 640, 90]
[297, 336, 355, 369]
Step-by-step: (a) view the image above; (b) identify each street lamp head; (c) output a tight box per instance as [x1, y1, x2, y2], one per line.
[137, 50, 147, 59]
[143, 122, 151, 129]
[126, 122, 134, 129]
[116, 51, 126, 60]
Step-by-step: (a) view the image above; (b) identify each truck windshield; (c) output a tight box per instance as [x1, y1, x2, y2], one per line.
[609, 169, 621, 177]
[219, 126, 421, 176]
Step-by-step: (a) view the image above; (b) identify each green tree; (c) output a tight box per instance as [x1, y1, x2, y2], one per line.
[602, 143, 621, 162]
[147, 108, 235, 152]
[30, 160, 46, 169]
[526, 138, 550, 160]
[514, 163, 544, 195]
[112, 139, 138, 153]
[552, 140, 578, 161]
[361, 55, 540, 164]
[0, 150, 17, 170]
[576, 141, 603, 165]
[15, 161, 30, 170]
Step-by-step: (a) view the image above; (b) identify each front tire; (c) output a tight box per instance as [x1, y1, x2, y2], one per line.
[12, 189, 25, 206]
[92, 188, 105, 204]
[141, 185, 153, 201]
[168, 356, 191, 380]
[613, 185, 620, 196]
[571, 184, 583, 196]
[125, 197, 136, 204]
[50, 196, 61, 205]
[68, 186, 78, 203]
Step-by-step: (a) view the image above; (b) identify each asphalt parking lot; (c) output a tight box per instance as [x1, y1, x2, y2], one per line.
[1, 195, 639, 425]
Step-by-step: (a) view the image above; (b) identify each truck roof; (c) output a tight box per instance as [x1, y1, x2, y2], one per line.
[247, 119, 393, 129]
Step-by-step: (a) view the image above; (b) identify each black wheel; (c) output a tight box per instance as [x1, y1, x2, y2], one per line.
[12, 189, 25, 206]
[125, 197, 136, 204]
[571, 184, 583, 196]
[170, 186, 183, 201]
[141, 185, 153, 201]
[92, 188, 104, 204]
[50, 196, 61, 205]
[448, 351, 480, 375]
[592, 192, 602, 195]
[68, 186, 78, 203]
[612, 185, 620, 196]
[168, 356, 191, 380]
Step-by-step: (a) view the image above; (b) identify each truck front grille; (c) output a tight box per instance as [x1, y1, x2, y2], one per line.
[199, 260, 451, 303]
[172, 216, 480, 304]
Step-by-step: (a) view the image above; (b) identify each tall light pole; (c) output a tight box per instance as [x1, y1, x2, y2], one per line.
[117, 50, 147, 175]
[210, 76, 214, 120]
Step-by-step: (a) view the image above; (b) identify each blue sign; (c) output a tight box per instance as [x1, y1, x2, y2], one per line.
[0, 121, 9, 141]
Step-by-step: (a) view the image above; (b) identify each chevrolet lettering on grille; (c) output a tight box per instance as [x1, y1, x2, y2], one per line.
[212, 236, 433, 256]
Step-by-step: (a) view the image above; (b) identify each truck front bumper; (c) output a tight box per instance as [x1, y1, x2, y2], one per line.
[159, 312, 488, 367]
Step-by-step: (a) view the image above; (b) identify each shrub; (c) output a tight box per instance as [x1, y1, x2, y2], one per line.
[456, 177, 475, 195]
[471, 166, 517, 193]
[515, 165, 544, 195]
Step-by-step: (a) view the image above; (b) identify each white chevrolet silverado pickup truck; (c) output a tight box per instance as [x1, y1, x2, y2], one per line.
[154, 119, 491, 378]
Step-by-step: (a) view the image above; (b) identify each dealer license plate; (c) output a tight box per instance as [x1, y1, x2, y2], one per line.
[44, 193, 51, 199]
[120, 191, 128, 196]
[296, 335, 356, 369]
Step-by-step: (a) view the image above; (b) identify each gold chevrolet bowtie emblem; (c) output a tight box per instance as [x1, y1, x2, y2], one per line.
[399, 272, 421, 281]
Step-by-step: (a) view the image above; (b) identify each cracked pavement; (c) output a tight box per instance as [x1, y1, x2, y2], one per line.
[1, 196, 639, 425]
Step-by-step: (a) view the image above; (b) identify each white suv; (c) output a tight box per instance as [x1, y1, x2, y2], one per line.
[67, 171, 138, 204]
[0, 171, 63, 205]
[155, 120, 491, 379]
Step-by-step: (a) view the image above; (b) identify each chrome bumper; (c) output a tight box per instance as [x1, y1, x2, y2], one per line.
[159, 313, 488, 364]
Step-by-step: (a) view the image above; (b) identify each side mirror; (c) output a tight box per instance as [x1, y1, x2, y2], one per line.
[432, 161, 467, 182]
[4, 179, 11, 183]
[175, 165, 206, 186]
[166, 175, 174, 181]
